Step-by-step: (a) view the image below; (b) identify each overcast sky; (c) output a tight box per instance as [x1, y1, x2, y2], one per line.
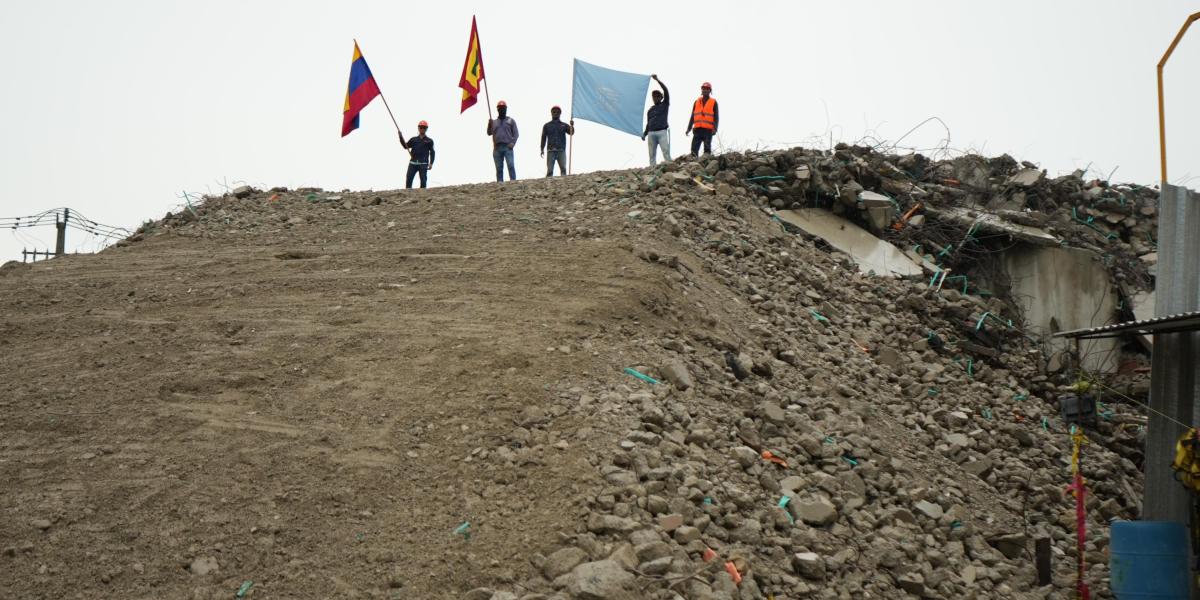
[1, 1, 1197, 262]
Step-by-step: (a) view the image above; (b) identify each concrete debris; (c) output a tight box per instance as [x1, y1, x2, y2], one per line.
[925, 205, 1060, 247]
[188, 556, 219, 576]
[1004, 246, 1119, 372]
[791, 496, 838, 526]
[791, 552, 826, 580]
[27, 142, 1158, 600]
[543, 547, 588, 580]
[1006, 168, 1044, 187]
[659, 360, 694, 391]
[775, 209, 924, 278]
[914, 499, 945, 520]
[566, 560, 637, 600]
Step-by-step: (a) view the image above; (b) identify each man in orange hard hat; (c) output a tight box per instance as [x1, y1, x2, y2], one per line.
[399, 120, 435, 189]
[486, 100, 519, 181]
[685, 82, 718, 157]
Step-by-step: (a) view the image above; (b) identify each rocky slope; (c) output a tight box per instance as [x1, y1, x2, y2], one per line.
[0, 146, 1151, 600]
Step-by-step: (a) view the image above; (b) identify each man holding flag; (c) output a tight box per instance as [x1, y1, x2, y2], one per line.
[642, 74, 671, 166]
[487, 101, 519, 182]
[459, 17, 518, 181]
[540, 106, 574, 177]
[398, 121, 435, 189]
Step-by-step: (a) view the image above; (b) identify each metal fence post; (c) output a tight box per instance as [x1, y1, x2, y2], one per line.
[1145, 184, 1200, 526]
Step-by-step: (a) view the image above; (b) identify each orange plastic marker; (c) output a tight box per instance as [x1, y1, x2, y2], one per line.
[724, 561, 743, 584]
[761, 450, 789, 468]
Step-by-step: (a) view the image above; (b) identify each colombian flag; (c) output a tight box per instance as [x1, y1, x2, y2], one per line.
[458, 16, 486, 113]
[342, 41, 382, 137]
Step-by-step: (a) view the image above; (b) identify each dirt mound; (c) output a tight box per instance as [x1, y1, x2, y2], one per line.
[1, 150, 1146, 599]
[0, 260, 31, 277]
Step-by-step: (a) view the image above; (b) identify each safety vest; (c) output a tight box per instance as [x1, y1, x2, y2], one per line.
[692, 97, 716, 131]
[1173, 428, 1200, 493]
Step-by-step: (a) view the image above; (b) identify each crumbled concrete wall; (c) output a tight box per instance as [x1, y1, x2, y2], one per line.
[1003, 246, 1119, 372]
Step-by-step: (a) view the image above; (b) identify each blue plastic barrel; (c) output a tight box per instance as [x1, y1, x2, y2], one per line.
[1109, 520, 1191, 599]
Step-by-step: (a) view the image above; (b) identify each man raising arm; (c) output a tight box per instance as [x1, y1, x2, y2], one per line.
[642, 74, 671, 166]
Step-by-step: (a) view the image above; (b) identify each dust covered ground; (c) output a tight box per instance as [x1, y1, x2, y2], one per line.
[1, 150, 1148, 600]
[0, 178, 681, 599]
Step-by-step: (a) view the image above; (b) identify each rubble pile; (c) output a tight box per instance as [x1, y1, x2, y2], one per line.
[119, 147, 1154, 599]
[487, 156, 1145, 597]
[691, 144, 1158, 296]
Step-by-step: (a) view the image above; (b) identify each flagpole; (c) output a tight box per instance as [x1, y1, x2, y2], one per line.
[377, 93, 401, 135]
[568, 59, 574, 175]
[354, 39, 405, 142]
[482, 78, 494, 121]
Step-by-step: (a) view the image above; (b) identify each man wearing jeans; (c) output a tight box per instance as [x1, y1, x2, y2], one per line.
[642, 74, 670, 166]
[486, 100, 519, 181]
[540, 106, 574, 177]
[686, 82, 718, 157]
[399, 120, 435, 189]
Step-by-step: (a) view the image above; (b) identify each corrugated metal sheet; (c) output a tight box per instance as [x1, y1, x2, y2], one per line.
[1052, 309, 1200, 339]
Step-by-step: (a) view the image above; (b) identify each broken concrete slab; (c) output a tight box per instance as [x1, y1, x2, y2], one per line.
[1129, 290, 1156, 350]
[902, 249, 941, 275]
[1003, 246, 1119, 373]
[1006, 168, 1044, 187]
[926, 206, 1060, 247]
[858, 191, 897, 233]
[858, 190, 892, 209]
[776, 209, 923, 278]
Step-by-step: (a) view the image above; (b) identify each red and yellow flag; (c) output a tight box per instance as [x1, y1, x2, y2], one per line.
[458, 16, 486, 113]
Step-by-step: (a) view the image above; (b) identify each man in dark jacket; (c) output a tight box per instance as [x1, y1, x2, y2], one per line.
[486, 100, 519, 181]
[642, 75, 670, 166]
[540, 106, 575, 177]
[399, 120, 435, 189]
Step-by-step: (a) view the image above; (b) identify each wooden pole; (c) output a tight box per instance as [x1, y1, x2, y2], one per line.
[568, 60, 575, 174]
[1035, 536, 1052, 587]
[483, 78, 494, 121]
[376, 91, 403, 137]
[1157, 12, 1200, 183]
[54, 209, 67, 257]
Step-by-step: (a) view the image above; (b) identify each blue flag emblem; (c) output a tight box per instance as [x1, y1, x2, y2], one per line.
[571, 59, 651, 137]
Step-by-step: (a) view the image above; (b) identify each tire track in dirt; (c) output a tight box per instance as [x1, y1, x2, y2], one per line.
[0, 182, 670, 599]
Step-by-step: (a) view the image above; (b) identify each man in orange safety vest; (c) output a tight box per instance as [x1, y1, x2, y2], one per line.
[685, 82, 719, 157]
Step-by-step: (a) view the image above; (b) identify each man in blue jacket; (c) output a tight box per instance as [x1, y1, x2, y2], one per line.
[540, 106, 575, 177]
[399, 120, 435, 189]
